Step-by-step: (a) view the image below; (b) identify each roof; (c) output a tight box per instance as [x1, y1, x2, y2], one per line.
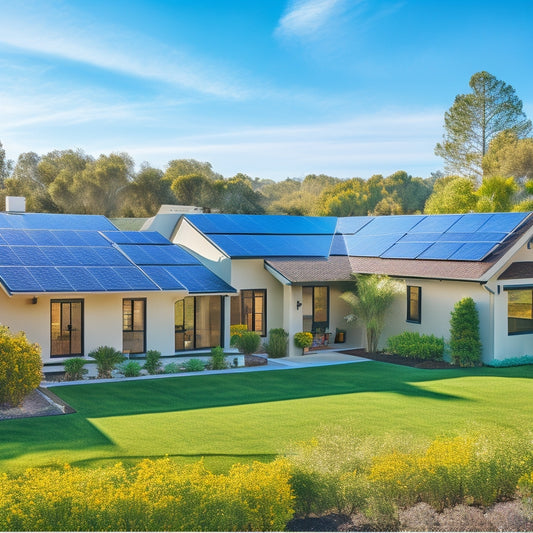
[498, 262, 533, 280]
[0, 213, 235, 295]
[184, 212, 533, 283]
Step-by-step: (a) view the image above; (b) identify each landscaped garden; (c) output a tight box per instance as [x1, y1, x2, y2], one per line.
[1, 361, 532, 530]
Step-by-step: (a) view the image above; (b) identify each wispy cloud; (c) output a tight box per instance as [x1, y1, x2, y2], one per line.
[0, 1, 249, 99]
[275, 0, 350, 39]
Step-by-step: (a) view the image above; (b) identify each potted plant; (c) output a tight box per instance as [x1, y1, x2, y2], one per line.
[294, 331, 313, 354]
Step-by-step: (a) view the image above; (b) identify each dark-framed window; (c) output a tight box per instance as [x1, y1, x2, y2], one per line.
[123, 298, 146, 354]
[231, 289, 266, 336]
[50, 299, 84, 358]
[506, 287, 533, 335]
[407, 286, 421, 323]
[175, 295, 223, 351]
[302, 286, 330, 333]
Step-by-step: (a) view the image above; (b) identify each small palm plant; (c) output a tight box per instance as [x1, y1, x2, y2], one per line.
[88, 346, 125, 379]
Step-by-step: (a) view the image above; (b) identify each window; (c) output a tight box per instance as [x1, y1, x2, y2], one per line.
[302, 286, 329, 333]
[507, 287, 533, 334]
[50, 300, 84, 357]
[407, 286, 421, 323]
[231, 289, 266, 336]
[123, 298, 146, 354]
[175, 296, 223, 350]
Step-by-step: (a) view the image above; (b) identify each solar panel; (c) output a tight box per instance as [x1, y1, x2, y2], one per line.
[447, 213, 492, 233]
[28, 267, 74, 291]
[0, 229, 36, 245]
[380, 242, 433, 259]
[52, 231, 87, 246]
[87, 267, 134, 291]
[140, 266, 187, 290]
[25, 230, 63, 246]
[330, 234, 347, 255]
[0, 246, 23, 266]
[335, 216, 374, 235]
[108, 267, 159, 290]
[163, 265, 236, 293]
[0, 266, 42, 292]
[438, 232, 504, 243]
[12, 246, 50, 266]
[417, 242, 464, 260]
[408, 214, 461, 233]
[449, 242, 497, 261]
[354, 215, 425, 236]
[41, 247, 79, 266]
[0, 213, 117, 231]
[477, 212, 530, 233]
[94, 247, 132, 266]
[77, 231, 110, 246]
[344, 233, 403, 257]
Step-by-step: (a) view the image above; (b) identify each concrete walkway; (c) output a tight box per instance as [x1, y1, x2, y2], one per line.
[43, 349, 369, 388]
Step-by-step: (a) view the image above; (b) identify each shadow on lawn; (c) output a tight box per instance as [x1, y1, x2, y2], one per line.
[48, 361, 514, 419]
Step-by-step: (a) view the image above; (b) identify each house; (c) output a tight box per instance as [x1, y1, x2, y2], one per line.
[0, 206, 235, 366]
[163, 211, 533, 362]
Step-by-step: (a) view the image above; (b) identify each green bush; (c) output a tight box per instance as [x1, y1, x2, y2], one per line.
[386, 331, 444, 360]
[294, 331, 313, 349]
[120, 361, 142, 377]
[208, 346, 228, 370]
[184, 358, 205, 372]
[0, 325, 42, 407]
[143, 350, 162, 374]
[231, 330, 261, 355]
[88, 345, 125, 379]
[263, 328, 289, 358]
[450, 297, 482, 367]
[163, 362, 181, 374]
[63, 357, 87, 381]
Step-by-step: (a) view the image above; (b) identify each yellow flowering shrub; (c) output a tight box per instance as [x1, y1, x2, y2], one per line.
[0, 458, 294, 532]
[230, 324, 248, 338]
[0, 325, 42, 407]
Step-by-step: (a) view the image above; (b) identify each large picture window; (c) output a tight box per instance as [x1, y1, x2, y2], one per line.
[407, 286, 421, 323]
[175, 296, 223, 351]
[123, 298, 146, 354]
[50, 299, 84, 358]
[231, 289, 266, 336]
[507, 287, 533, 335]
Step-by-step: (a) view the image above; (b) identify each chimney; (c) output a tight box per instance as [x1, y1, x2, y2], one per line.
[5, 196, 26, 213]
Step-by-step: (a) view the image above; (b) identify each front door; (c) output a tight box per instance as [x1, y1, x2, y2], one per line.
[302, 286, 329, 343]
[50, 300, 83, 357]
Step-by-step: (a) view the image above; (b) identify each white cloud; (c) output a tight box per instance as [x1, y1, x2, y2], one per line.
[275, 0, 349, 39]
[0, 1, 249, 99]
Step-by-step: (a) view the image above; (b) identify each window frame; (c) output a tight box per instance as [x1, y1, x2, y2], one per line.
[122, 298, 147, 354]
[406, 285, 422, 324]
[50, 299, 84, 358]
[232, 289, 267, 337]
[505, 286, 533, 335]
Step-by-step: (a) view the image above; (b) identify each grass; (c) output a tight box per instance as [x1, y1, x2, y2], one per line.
[0, 362, 532, 473]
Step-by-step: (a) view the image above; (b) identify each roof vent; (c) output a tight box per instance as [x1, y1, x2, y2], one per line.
[5, 196, 26, 213]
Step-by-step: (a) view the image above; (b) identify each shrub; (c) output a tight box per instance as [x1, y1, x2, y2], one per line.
[0, 458, 294, 532]
[231, 330, 261, 355]
[518, 470, 533, 520]
[120, 361, 142, 377]
[208, 346, 228, 370]
[263, 328, 289, 358]
[450, 297, 482, 367]
[184, 358, 205, 372]
[0, 325, 42, 407]
[88, 345, 125, 379]
[230, 323, 248, 341]
[386, 331, 444, 360]
[486, 355, 533, 367]
[293, 332, 313, 350]
[163, 362, 181, 374]
[63, 357, 87, 381]
[143, 349, 162, 374]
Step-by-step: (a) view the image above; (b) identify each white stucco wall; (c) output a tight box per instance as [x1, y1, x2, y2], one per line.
[0, 290, 187, 365]
[380, 279, 492, 362]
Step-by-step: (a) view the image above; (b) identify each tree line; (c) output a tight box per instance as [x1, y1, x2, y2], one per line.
[1, 71, 531, 218]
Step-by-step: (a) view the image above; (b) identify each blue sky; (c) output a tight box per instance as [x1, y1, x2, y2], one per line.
[1, 0, 532, 181]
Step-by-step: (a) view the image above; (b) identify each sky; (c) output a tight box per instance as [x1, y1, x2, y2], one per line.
[1, 0, 532, 181]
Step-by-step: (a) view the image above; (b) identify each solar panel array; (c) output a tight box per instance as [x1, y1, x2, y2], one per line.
[0, 217, 235, 294]
[185, 212, 530, 263]
[336, 212, 530, 261]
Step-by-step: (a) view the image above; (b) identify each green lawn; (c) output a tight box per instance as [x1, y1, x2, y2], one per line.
[0, 362, 532, 473]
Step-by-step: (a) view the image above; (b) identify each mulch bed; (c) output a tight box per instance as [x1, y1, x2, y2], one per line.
[0, 387, 75, 421]
[341, 348, 455, 369]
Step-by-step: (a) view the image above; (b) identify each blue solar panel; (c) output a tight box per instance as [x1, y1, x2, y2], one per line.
[409, 214, 461, 233]
[417, 242, 464, 260]
[438, 232, 504, 243]
[354, 215, 425, 236]
[86, 268, 134, 291]
[108, 267, 159, 290]
[12, 246, 50, 266]
[41, 247, 79, 266]
[28, 267, 74, 291]
[163, 265, 236, 293]
[449, 242, 497, 261]
[344, 233, 403, 257]
[380, 242, 432, 259]
[477, 212, 530, 233]
[0, 213, 116, 230]
[76, 231, 109, 246]
[0, 267, 42, 292]
[94, 247, 132, 266]
[335, 216, 373, 235]
[140, 266, 186, 290]
[52, 230, 87, 246]
[61, 267, 105, 291]
[0, 229, 36, 245]
[25, 230, 63, 246]
[0, 246, 23, 266]
[447, 213, 492, 233]
[330, 234, 347, 255]
[398, 233, 442, 243]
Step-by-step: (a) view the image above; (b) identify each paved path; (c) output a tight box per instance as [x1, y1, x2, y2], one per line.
[43, 349, 369, 387]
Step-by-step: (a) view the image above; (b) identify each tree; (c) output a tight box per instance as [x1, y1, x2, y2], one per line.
[341, 274, 404, 353]
[449, 297, 482, 367]
[164, 159, 222, 182]
[212, 176, 265, 214]
[475, 175, 517, 212]
[170, 173, 213, 206]
[435, 71, 532, 180]
[424, 176, 477, 214]
[0, 141, 13, 186]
